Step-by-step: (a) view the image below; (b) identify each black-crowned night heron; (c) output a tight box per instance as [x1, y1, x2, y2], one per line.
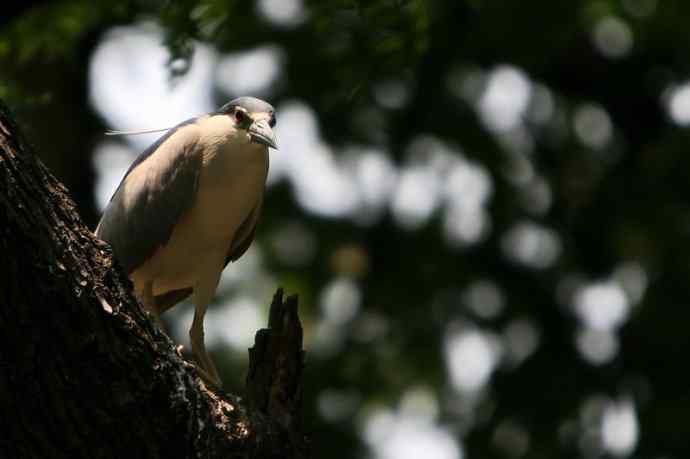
[96, 96, 277, 387]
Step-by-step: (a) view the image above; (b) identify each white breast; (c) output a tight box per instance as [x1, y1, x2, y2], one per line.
[132, 115, 269, 296]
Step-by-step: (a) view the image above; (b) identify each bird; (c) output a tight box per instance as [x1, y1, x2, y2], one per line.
[95, 96, 277, 387]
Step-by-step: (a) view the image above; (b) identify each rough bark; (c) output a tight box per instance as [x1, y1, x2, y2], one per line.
[0, 100, 308, 459]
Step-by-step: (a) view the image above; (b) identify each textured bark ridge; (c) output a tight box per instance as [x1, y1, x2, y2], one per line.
[0, 100, 308, 459]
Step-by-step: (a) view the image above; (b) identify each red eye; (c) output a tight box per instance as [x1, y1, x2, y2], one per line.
[234, 110, 246, 124]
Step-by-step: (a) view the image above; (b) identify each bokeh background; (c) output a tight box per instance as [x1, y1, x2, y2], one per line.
[3, 0, 690, 457]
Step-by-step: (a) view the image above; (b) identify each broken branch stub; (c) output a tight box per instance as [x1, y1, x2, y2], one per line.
[246, 288, 307, 454]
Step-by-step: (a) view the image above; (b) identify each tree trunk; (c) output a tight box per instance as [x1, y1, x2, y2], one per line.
[0, 100, 308, 459]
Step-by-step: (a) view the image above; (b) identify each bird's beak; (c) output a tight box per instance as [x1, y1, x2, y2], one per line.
[248, 119, 278, 149]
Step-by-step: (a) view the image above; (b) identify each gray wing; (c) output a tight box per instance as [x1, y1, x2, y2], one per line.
[95, 122, 202, 273]
[225, 199, 262, 266]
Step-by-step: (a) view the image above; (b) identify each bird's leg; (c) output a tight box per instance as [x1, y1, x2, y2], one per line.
[190, 272, 223, 388]
[190, 304, 222, 388]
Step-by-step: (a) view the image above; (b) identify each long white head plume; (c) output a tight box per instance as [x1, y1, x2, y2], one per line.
[105, 127, 173, 136]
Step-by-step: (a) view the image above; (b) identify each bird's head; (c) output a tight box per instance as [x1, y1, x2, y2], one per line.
[217, 96, 277, 150]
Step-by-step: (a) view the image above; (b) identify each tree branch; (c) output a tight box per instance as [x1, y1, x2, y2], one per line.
[0, 100, 308, 459]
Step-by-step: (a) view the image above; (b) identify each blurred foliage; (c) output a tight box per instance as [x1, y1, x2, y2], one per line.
[0, 2, 127, 63]
[4, 0, 690, 458]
